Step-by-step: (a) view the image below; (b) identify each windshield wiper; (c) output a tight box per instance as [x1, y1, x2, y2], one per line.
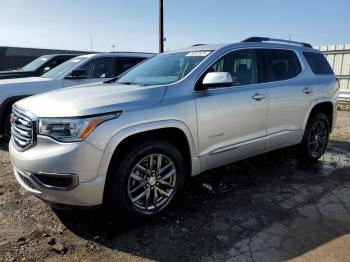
[116, 81, 147, 86]
[117, 81, 134, 85]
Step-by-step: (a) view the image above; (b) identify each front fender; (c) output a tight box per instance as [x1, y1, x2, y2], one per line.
[92, 119, 201, 179]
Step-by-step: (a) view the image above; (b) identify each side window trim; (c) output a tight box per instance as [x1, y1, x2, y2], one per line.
[194, 47, 306, 92]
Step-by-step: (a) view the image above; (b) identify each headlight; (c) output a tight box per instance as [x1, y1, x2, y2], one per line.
[38, 111, 122, 142]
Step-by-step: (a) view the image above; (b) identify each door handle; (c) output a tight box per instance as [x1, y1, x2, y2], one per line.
[303, 87, 314, 94]
[252, 93, 266, 101]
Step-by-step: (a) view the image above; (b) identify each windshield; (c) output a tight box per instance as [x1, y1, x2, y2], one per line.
[116, 51, 212, 86]
[42, 57, 86, 79]
[21, 55, 53, 71]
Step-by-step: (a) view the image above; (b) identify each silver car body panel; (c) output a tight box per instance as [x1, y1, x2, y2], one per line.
[10, 41, 338, 206]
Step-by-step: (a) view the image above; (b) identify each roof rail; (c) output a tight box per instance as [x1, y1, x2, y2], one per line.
[192, 44, 206, 47]
[242, 37, 312, 48]
[109, 51, 155, 55]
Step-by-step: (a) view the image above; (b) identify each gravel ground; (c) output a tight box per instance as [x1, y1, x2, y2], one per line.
[1, 111, 350, 262]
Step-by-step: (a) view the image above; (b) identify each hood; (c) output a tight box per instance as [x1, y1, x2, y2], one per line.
[0, 76, 51, 85]
[0, 77, 60, 101]
[16, 83, 168, 117]
[0, 70, 35, 80]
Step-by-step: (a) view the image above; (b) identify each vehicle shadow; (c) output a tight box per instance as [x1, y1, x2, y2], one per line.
[43, 140, 350, 261]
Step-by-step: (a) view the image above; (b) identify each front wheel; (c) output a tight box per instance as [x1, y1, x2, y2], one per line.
[0, 114, 11, 141]
[106, 141, 186, 218]
[299, 113, 330, 160]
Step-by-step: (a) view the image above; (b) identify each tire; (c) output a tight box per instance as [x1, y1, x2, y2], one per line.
[0, 114, 11, 141]
[5, 114, 11, 137]
[106, 140, 186, 218]
[299, 113, 330, 160]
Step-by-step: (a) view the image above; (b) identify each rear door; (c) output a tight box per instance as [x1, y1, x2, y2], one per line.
[259, 49, 313, 151]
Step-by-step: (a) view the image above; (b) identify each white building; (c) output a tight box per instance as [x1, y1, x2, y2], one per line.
[318, 44, 350, 90]
[317, 44, 350, 103]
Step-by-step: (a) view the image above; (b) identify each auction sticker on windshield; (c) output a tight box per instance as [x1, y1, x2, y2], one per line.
[71, 59, 83, 63]
[186, 51, 211, 57]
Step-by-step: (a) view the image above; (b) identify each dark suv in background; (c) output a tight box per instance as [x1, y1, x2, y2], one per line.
[0, 54, 80, 80]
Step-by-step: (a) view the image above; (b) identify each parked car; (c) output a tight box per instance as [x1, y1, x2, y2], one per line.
[0, 52, 154, 138]
[9, 37, 338, 218]
[0, 54, 80, 80]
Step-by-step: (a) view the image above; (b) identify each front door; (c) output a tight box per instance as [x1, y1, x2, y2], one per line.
[195, 49, 268, 171]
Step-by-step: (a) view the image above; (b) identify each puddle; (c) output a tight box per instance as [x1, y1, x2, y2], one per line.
[190, 144, 350, 196]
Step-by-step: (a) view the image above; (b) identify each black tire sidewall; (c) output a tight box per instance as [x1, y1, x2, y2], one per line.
[107, 140, 186, 218]
[4, 114, 11, 138]
[301, 113, 330, 160]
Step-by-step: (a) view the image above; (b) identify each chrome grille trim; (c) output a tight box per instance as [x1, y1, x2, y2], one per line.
[11, 106, 38, 152]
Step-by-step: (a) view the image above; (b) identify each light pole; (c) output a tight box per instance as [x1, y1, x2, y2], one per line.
[112, 45, 115, 52]
[159, 0, 164, 53]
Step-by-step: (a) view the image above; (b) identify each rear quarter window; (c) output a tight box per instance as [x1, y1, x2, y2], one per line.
[303, 52, 334, 75]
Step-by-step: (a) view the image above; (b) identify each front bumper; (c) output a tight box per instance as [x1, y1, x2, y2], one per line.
[10, 135, 106, 206]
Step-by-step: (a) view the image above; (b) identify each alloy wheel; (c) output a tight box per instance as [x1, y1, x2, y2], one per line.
[127, 153, 177, 211]
[308, 120, 328, 157]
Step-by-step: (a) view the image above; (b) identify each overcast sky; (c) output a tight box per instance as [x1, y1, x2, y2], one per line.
[0, 0, 349, 52]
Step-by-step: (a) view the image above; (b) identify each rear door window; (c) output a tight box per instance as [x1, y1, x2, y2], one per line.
[258, 49, 302, 82]
[303, 52, 334, 75]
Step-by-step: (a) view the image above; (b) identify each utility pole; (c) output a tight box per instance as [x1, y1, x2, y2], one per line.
[89, 32, 93, 51]
[159, 0, 164, 53]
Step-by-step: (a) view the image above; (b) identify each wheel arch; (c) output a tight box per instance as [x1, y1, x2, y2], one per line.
[97, 120, 200, 180]
[0, 95, 31, 134]
[303, 100, 334, 133]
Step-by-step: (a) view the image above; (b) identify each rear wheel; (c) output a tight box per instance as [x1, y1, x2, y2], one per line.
[300, 113, 330, 160]
[106, 141, 186, 218]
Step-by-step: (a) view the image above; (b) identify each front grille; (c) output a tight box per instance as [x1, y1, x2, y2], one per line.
[11, 106, 37, 151]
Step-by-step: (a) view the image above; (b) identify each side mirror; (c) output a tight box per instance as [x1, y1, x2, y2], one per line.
[68, 69, 88, 79]
[201, 72, 232, 89]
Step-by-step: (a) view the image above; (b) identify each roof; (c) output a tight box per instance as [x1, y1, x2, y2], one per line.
[75, 52, 154, 59]
[169, 37, 318, 53]
[41, 54, 81, 58]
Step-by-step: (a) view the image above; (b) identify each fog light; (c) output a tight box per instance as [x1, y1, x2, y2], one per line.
[32, 173, 79, 191]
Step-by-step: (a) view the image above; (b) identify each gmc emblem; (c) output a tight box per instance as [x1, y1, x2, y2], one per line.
[10, 115, 18, 125]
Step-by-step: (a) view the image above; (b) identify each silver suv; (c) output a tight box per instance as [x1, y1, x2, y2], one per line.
[9, 37, 339, 217]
